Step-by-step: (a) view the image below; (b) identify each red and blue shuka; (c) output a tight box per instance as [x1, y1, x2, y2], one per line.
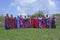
[23, 16, 27, 28]
[23, 18, 27, 28]
[24, 18, 30, 28]
[5, 16, 10, 29]
[45, 18, 49, 28]
[14, 17, 17, 29]
[42, 16, 46, 28]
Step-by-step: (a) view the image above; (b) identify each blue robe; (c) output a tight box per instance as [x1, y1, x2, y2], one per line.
[48, 18, 51, 28]
[38, 18, 42, 28]
[17, 17, 20, 28]
[45, 18, 51, 28]
[5, 23, 10, 29]
[26, 18, 30, 28]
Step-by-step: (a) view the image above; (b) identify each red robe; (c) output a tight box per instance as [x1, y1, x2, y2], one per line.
[14, 18, 17, 29]
[30, 18, 34, 28]
[34, 18, 39, 28]
[23, 19, 27, 28]
[42, 18, 46, 28]
[9, 17, 15, 29]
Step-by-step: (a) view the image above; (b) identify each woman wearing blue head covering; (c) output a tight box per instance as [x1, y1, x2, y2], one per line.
[17, 16, 20, 28]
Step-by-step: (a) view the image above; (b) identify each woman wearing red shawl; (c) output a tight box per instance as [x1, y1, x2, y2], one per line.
[42, 16, 46, 28]
[34, 17, 39, 28]
[9, 15, 15, 29]
[5, 14, 10, 29]
[30, 17, 34, 28]
[14, 17, 17, 29]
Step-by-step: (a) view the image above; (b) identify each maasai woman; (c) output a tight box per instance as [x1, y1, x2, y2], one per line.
[5, 14, 10, 29]
[34, 17, 39, 28]
[47, 18, 51, 28]
[42, 16, 46, 28]
[45, 15, 51, 28]
[23, 16, 30, 28]
[17, 16, 20, 28]
[26, 16, 30, 28]
[38, 17, 42, 28]
[23, 16, 27, 28]
[45, 18, 49, 28]
[9, 15, 14, 29]
[51, 16, 56, 28]
[14, 17, 17, 29]
[30, 17, 34, 28]
[20, 15, 24, 28]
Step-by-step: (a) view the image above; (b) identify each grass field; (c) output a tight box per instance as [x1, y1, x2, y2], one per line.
[0, 21, 60, 40]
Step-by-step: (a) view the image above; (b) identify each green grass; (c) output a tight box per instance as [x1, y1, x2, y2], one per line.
[0, 22, 60, 40]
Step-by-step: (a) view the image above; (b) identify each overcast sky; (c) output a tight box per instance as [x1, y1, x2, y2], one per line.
[0, 0, 60, 16]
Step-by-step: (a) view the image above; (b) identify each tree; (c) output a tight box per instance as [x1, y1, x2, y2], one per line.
[30, 10, 44, 18]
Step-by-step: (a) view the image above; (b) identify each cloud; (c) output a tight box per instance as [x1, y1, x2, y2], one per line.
[10, 0, 58, 15]
[10, 2, 15, 6]
[10, 0, 39, 15]
[48, 0, 56, 9]
[11, 0, 37, 6]
[48, 0, 55, 6]
[17, 6, 27, 15]
[48, 0, 56, 14]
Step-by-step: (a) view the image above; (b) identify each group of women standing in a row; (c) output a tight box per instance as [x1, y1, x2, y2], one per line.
[5, 14, 56, 29]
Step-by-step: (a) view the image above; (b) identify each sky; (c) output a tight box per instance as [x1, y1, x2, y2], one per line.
[0, 0, 60, 17]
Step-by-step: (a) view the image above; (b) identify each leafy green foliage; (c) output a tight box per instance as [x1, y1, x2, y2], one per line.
[0, 16, 4, 27]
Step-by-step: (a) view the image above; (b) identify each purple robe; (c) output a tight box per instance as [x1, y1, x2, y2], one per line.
[38, 18, 42, 28]
[20, 17, 24, 28]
